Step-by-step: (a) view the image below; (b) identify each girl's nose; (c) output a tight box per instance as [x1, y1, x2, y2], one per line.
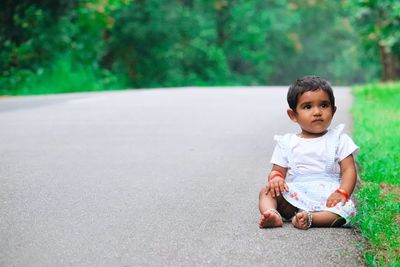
[313, 107, 322, 115]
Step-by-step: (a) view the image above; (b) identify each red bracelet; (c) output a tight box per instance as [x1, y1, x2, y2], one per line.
[335, 188, 350, 201]
[269, 172, 284, 181]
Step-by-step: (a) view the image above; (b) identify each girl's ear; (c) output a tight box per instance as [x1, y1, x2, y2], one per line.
[287, 109, 297, 122]
[332, 106, 337, 116]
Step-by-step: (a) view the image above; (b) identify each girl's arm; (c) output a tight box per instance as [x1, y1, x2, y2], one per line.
[269, 164, 288, 180]
[327, 154, 357, 207]
[338, 154, 357, 196]
[266, 164, 288, 197]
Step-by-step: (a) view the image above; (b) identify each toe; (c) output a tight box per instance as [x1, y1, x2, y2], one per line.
[292, 212, 309, 229]
[259, 210, 283, 228]
[296, 213, 304, 225]
[263, 212, 271, 220]
[291, 215, 297, 225]
[259, 214, 268, 228]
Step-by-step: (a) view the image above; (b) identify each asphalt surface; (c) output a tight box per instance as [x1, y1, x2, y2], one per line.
[0, 87, 364, 266]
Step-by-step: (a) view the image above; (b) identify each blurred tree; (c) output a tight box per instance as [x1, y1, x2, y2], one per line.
[0, 0, 387, 94]
[0, 0, 79, 93]
[0, 0, 129, 94]
[0, 0, 76, 44]
[0, 0, 77, 69]
[350, 0, 400, 81]
[220, 0, 281, 84]
[107, 0, 231, 87]
[107, 0, 291, 86]
[267, 0, 378, 84]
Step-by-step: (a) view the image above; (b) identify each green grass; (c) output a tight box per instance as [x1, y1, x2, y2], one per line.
[0, 56, 127, 96]
[352, 82, 400, 266]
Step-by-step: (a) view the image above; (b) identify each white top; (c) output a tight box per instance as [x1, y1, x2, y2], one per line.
[270, 126, 359, 182]
[269, 124, 359, 222]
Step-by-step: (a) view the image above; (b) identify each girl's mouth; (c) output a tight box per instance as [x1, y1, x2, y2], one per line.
[312, 119, 324, 123]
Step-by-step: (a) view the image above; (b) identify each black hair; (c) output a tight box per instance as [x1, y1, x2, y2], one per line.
[287, 76, 335, 111]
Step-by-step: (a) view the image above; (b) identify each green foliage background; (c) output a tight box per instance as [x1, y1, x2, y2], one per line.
[2, 0, 399, 95]
[352, 83, 400, 266]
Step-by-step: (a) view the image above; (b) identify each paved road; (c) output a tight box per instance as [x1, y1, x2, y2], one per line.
[0, 87, 363, 266]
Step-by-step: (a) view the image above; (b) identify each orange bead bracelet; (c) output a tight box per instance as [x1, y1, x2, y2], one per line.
[269, 172, 284, 181]
[335, 188, 350, 201]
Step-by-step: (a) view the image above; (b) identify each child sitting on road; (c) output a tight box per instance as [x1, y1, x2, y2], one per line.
[258, 76, 359, 229]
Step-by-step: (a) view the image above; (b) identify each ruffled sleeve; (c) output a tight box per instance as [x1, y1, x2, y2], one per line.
[332, 124, 360, 161]
[337, 134, 360, 161]
[331, 123, 345, 137]
[270, 134, 290, 168]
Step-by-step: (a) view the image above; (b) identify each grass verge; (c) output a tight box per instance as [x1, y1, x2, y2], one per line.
[352, 82, 400, 266]
[0, 55, 126, 96]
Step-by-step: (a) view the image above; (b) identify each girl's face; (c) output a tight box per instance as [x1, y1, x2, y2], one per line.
[287, 89, 336, 138]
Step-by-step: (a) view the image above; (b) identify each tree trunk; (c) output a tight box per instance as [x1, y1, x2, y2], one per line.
[215, 0, 230, 45]
[0, 0, 17, 42]
[179, 0, 193, 7]
[379, 45, 400, 81]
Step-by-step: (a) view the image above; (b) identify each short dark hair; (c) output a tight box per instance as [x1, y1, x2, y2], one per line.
[287, 76, 335, 111]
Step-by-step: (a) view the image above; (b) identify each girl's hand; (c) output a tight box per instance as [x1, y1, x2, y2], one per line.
[265, 177, 289, 198]
[326, 191, 347, 207]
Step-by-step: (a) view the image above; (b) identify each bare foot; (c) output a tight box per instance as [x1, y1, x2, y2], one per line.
[292, 211, 312, 230]
[259, 209, 283, 228]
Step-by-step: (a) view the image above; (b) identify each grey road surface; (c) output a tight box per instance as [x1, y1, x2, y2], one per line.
[0, 87, 363, 266]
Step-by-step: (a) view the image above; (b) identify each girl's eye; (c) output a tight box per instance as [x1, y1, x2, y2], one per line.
[304, 105, 311, 109]
[321, 103, 330, 108]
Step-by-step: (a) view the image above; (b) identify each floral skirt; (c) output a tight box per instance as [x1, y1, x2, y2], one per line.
[282, 176, 357, 225]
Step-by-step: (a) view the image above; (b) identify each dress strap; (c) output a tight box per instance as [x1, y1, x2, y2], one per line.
[274, 133, 298, 173]
[325, 124, 345, 174]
